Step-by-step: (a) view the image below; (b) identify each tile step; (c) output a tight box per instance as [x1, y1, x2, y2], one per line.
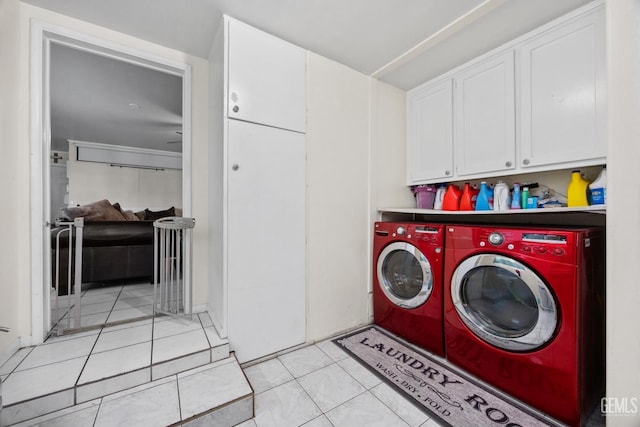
[1, 346, 246, 426]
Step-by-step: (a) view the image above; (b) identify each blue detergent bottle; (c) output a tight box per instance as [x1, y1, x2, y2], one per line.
[511, 183, 522, 210]
[475, 182, 492, 211]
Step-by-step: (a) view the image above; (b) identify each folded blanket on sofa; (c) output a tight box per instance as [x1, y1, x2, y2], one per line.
[61, 199, 177, 222]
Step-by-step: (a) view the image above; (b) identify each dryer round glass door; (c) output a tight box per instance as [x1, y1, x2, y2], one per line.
[450, 254, 558, 351]
[377, 242, 433, 309]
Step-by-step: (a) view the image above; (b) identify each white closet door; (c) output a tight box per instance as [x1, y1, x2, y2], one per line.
[227, 119, 305, 362]
[227, 19, 306, 133]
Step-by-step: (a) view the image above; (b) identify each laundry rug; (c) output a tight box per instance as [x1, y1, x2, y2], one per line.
[333, 326, 559, 427]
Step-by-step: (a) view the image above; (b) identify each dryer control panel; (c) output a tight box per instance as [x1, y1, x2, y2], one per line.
[446, 225, 583, 264]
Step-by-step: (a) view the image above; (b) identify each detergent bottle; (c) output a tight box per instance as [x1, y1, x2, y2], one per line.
[442, 184, 462, 211]
[521, 186, 530, 209]
[511, 183, 522, 210]
[433, 184, 447, 210]
[475, 182, 492, 211]
[589, 165, 607, 205]
[493, 180, 510, 211]
[459, 183, 479, 211]
[567, 170, 590, 207]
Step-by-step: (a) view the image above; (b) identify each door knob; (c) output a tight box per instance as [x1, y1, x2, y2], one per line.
[232, 105, 239, 113]
[232, 164, 239, 171]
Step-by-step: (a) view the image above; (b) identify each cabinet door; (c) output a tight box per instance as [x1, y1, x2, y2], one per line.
[455, 51, 515, 177]
[226, 119, 305, 362]
[406, 79, 453, 184]
[227, 18, 306, 133]
[519, 7, 606, 168]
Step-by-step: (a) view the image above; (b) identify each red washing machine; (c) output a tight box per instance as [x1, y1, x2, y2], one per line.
[444, 225, 605, 426]
[373, 222, 445, 357]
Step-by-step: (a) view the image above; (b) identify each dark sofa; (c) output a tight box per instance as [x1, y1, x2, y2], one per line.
[51, 221, 154, 294]
[51, 200, 177, 295]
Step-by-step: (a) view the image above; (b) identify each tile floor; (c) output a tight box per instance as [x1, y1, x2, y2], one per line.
[51, 281, 158, 333]
[0, 294, 231, 426]
[2, 329, 442, 427]
[240, 339, 442, 427]
[1, 281, 604, 426]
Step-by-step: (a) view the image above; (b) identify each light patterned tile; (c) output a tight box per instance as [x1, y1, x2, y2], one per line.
[0, 347, 32, 376]
[302, 415, 335, 427]
[2, 357, 85, 405]
[253, 380, 322, 427]
[94, 377, 180, 427]
[0, 389, 75, 426]
[371, 382, 429, 427]
[93, 322, 152, 353]
[152, 329, 209, 364]
[80, 311, 110, 328]
[106, 305, 153, 323]
[278, 345, 333, 378]
[419, 419, 442, 427]
[16, 335, 96, 371]
[152, 350, 210, 380]
[80, 300, 116, 315]
[113, 295, 154, 310]
[10, 399, 100, 427]
[297, 363, 366, 412]
[178, 357, 252, 419]
[78, 342, 151, 384]
[44, 328, 100, 345]
[181, 395, 253, 427]
[316, 339, 350, 362]
[76, 367, 150, 403]
[338, 356, 382, 389]
[152, 316, 202, 339]
[235, 419, 257, 427]
[244, 358, 294, 394]
[326, 391, 410, 427]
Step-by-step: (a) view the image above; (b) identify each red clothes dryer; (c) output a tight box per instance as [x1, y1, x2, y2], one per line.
[373, 222, 445, 356]
[444, 225, 605, 426]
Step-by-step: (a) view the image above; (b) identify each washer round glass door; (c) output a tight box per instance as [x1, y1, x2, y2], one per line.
[377, 242, 433, 309]
[450, 254, 558, 351]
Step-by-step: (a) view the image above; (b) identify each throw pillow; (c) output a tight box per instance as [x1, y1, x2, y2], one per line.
[144, 207, 176, 221]
[62, 199, 126, 221]
[111, 202, 139, 221]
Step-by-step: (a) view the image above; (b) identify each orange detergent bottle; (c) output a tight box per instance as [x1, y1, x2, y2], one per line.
[567, 170, 590, 207]
[459, 182, 479, 210]
[442, 184, 462, 211]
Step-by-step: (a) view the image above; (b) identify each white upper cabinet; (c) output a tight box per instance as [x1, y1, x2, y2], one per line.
[406, 1, 605, 185]
[519, 6, 606, 169]
[226, 18, 306, 133]
[407, 79, 453, 183]
[455, 51, 515, 177]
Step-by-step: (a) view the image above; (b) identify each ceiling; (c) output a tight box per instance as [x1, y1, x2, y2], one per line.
[28, 0, 595, 152]
[50, 43, 183, 153]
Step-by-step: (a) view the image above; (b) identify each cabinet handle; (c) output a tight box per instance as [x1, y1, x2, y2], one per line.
[232, 164, 239, 171]
[232, 105, 239, 113]
[445, 170, 451, 176]
[522, 159, 530, 165]
[505, 161, 512, 167]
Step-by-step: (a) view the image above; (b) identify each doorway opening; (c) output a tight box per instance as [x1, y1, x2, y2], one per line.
[31, 21, 193, 343]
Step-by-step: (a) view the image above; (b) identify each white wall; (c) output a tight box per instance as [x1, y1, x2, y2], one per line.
[371, 81, 414, 210]
[4, 3, 209, 350]
[306, 53, 371, 341]
[66, 146, 182, 213]
[606, 1, 640, 425]
[0, 0, 23, 362]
